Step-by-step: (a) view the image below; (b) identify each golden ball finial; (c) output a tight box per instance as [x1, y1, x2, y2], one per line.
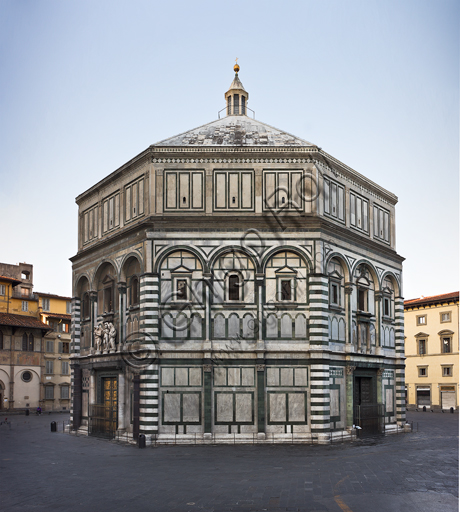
[234, 58, 239, 73]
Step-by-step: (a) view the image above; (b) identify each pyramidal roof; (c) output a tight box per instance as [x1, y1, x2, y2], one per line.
[154, 116, 314, 147]
[153, 64, 315, 148]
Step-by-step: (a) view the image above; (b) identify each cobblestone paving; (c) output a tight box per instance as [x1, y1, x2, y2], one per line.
[0, 411, 457, 512]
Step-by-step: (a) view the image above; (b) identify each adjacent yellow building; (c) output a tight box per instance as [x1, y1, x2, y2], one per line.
[38, 293, 72, 412]
[404, 292, 459, 410]
[0, 262, 72, 412]
[0, 263, 51, 411]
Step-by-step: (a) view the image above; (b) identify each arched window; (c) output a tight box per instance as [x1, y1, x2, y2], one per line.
[227, 96, 231, 115]
[131, 276, 139, 306]
[228, 274, 240, 301]
[241, 96, 246, 115]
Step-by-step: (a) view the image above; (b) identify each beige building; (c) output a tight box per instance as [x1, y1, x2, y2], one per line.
[38, 293, 72, 412]
[404, 292, 459, 410]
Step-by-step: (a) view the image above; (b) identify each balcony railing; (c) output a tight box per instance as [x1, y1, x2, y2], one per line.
[11, 290, 38, 301]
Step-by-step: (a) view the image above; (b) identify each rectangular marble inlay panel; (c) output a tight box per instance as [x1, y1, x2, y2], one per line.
[183, 393, 200, 422]
[214, 367, 226, 386]
[330, 388, 340, 418]
[269, 393, 286, 422]
[280, 368, 293, 386]
[163, 393, 181, 422]
[161, 368, 175, 386]
[241, 368, 254, 387]
[267, 368, 279, 387]
[235, 393, 252, 422]
[175, 368, 188, 386]
[294, 368, 308, 386]
[227, 367, 240, 387]
[288, 393, 305, 422]
[189, 368, 202, 386]
[216, 393, 233, 422]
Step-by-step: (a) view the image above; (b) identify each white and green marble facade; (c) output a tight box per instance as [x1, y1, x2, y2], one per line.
[70, 72, 405, 444]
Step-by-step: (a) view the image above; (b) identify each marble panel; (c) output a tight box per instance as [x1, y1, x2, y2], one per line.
[281, 314, 292, 338]
[216, 393, 233, 422]
[183, 393, 200, 422]
[294, 314, 306, 338]
[161, 368, 175, 386]
[288, 393, 305, 422]
[386, 388, 394, 413]
[228, 314, 240, 338]
[241, 367, 254, 387]
[280, 368, 293, 386]
[214, 367, 226, 386]
[189, 367, 202, 386]
[266, 314, 278, 338]
[294, 368, 308, 386]
[175, 368, 188, 386]
[267, 367, 279, 387]
[235, 393, 252, 422]
[227, 367, 240, 386]
[330, 388, 340, 417]
[191, 315, 202, 338]
[163, 393, 181, 422]
[162, 315, 173, 338]
[242, 314, 254, 339]
[269, 393, 286, 422]
[214, 315, 225, 338]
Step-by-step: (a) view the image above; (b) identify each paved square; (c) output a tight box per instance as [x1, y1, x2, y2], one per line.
[0, 411, 457, 511]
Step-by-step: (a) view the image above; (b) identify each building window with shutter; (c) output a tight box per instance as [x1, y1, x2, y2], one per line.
[442, 366, 453, 377]
[0, 284, 5, 295]
[42, 298, 50, 311]
[46, 360, 54, 374]
[45, 386, 54, 399]
[440, 311, 451, 323]
[418, 339, 427, 355]
[66, 301, 72, 315]
[416, 315, 427, 326]
[418, 367, 427, 377]
[61, 386, 70, 399]
[22, 301, 28, 312]
[46, 340, 54, 353]
[442, 337, 452, 353]
[61, 361, 69, 375]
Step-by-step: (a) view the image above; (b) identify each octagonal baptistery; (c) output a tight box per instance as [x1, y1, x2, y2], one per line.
[70, 65, 405, 445]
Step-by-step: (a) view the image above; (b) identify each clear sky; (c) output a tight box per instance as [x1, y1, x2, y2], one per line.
[0, 0, 458, 300]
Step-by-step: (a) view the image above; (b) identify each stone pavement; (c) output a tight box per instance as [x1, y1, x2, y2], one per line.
[0, 411, 457, 512]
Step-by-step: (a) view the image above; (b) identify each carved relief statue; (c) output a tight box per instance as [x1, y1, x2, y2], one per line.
[103, 321, 117, 352]
[108, 322, 117, 351]
[94, 323, 103, 352]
